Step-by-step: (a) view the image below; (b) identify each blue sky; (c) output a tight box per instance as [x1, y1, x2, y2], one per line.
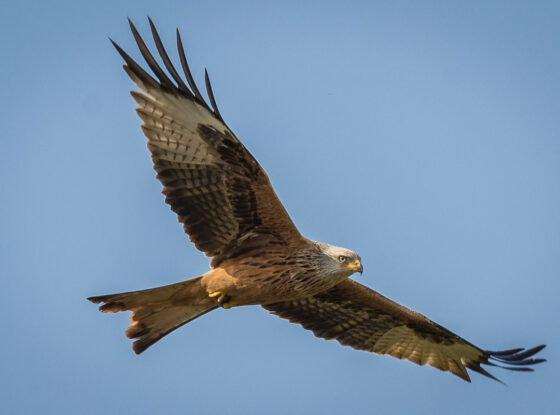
[1, 1, 558, 414]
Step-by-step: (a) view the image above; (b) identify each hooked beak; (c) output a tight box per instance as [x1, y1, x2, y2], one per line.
[345, 259, 363, 274]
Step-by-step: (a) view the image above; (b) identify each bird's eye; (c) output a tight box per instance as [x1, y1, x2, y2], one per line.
[338, 255, 347, 262]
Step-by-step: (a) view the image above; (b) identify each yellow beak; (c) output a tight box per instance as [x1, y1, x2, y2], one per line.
[345, 259, 363, 274]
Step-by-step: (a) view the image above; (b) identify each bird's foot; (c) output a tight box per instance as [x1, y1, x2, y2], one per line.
[209, 290, 227, 304]
[208, 290, 236, 309]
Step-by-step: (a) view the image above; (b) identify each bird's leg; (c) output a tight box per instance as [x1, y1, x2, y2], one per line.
[208, 291, 227, 304]
[204, 269, 240, 309]
[208, 291, 237, 309]
[208, 290, 227, 304]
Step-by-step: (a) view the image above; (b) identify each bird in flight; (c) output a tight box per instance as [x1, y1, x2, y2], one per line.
[89, 18, 545, 383]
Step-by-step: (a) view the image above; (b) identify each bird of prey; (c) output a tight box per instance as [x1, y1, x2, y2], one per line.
[89, 19, 546, 383]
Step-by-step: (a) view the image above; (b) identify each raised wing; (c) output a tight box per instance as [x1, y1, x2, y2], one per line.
[263, 279, 546, 382]
[113, 18, 304, 261]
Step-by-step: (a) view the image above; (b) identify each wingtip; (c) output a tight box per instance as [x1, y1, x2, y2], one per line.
[484, 343, 547, 379]
[126, 17, 137, 37]
[204, 68, 223, 121]
[533, 344, 547, 353]
[87, 296, 101, 304]
[110, 38, 128, 59]
[128, 17, 142, 41]
[147, 16, 157, 33]
[488, 344, 547, 362]
[132, 339, 150, 354]
[176, 30, 207, 104]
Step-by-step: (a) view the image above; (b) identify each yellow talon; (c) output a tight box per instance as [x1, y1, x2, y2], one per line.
[209, 290, 227, 304]
[209, 290, 236, 308]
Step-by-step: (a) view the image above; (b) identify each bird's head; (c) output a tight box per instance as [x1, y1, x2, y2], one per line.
[318, 243, 363, 277]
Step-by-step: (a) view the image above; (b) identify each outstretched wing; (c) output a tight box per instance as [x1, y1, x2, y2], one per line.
[263, 279, 546, 382]
[113, 19, 304, 261]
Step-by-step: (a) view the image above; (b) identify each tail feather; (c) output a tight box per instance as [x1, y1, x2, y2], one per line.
[88, 276, 217, 354]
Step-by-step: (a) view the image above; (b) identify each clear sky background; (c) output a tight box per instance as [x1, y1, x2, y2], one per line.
[1, 1, 558, 414]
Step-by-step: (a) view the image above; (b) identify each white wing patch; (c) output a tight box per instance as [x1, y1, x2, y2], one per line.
[372, 325, 481, 378]
[125, 67, 230, 167]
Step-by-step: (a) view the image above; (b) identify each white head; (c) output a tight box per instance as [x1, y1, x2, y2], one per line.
[317, 242, 363, 277]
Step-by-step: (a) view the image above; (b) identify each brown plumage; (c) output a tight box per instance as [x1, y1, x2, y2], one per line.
[89, 18, 545, 381]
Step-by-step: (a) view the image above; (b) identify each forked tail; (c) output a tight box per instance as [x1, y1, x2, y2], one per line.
[88, 276, 217, 354]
